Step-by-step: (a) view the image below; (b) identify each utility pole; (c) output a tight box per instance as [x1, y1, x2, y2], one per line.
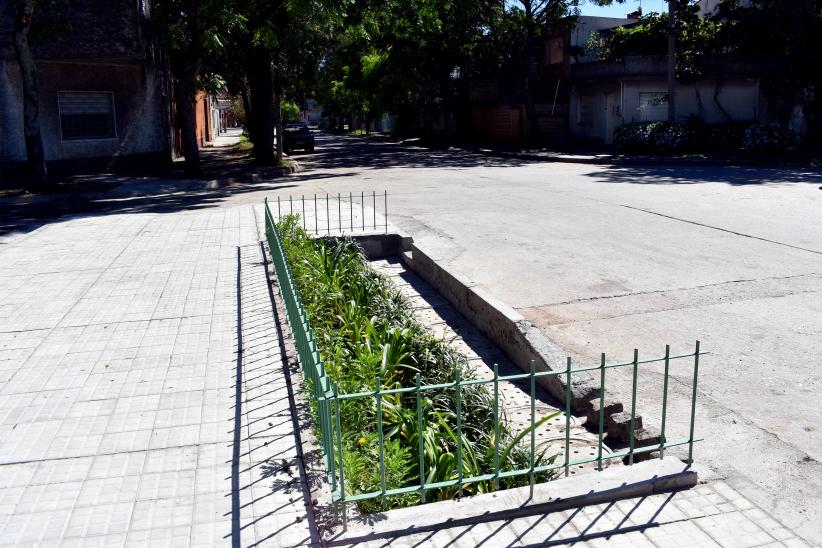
[667, 0, 676, 122]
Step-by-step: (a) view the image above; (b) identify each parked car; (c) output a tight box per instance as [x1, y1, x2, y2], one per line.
[282, 123, 314, 153]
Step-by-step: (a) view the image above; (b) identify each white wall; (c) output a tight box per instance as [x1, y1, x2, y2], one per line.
[622, 79, 761, 125]
[569, 86, 620, 143]
[571, 16, 633, 63]
[569, 78, 766, 144]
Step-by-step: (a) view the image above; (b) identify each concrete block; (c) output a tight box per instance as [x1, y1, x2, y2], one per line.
[607, 411, 642, 442]
[351, 234, 405, 259]
[586, 399, 624, 428]
[634, 426, 661, 448]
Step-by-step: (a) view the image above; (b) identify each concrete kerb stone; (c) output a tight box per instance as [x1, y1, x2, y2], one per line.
[350, 233, 411, 259]
[398, 242, 601, 412]
[328, 457, 697, 545]
[346, 235, 644, 445]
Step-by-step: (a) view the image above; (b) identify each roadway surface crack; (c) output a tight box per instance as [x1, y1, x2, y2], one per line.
[619, 204, 822, 256]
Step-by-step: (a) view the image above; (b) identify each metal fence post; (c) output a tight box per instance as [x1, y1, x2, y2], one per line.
[688, 341, 701, 464]
[493, 364, 500, 492]
[628, 349, 639, 466]
[597, 353, 606, 471]
[660, 344, 671, 459]
[376, 377, 387, 507]
[416, 373, 425, 503]
[529, 360, 536, 496]
[455, 367, 464, 499]
[564, 357, 572, 477]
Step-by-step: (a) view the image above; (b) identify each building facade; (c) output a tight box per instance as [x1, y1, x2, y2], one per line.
[0, 0, 171, 178]
[554, 13, 769, 145]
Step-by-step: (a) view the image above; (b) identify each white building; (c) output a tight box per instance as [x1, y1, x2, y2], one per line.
[561, 14, 767, 145]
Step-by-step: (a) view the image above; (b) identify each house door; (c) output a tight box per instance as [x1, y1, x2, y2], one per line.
[604, 93, 617, 145]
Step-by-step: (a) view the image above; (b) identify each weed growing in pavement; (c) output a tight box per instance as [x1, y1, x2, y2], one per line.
[277, 215, 558, 513]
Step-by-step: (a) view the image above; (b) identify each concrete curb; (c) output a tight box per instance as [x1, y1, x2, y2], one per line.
[350, 234, 649, 446]
[470, 146, 809, 168]
[249, 158, 302, 182]
[327, 458, 697, 545]
[0, 161, 304, 208]
[398, 242, 600, 411]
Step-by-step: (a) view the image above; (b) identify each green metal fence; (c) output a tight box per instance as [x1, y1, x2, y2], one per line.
[270, 191, 388, 235]
[263, 198, 702, 520]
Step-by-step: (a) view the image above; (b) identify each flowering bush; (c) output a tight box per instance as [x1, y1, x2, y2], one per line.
[614, 122, 695, 153]
[698, 124, 746, 150]
[741, 124, 798, 153]
[613, 123, 654, 151]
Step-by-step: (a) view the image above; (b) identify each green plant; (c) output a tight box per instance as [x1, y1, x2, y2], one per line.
[742, 124, 798, 153]
[276, 215, 560, 512]
[614, 121, 696, 153]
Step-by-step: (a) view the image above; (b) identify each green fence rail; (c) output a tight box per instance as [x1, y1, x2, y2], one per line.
[270, 191, 388, 235]
[263, 198, 702, 520]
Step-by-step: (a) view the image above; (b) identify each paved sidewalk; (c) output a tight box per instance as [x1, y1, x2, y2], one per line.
[331, 479, 810, 547]
[0, 205, 317, 546]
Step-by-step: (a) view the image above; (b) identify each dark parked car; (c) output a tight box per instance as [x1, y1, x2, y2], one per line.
[282, 123, 314, 153]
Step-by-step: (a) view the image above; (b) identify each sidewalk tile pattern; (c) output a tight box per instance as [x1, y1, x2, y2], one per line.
[0, 207, 318, 546]
[334, 480, 812, 547]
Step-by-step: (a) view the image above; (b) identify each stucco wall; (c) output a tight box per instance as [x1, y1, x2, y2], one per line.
[0, 60, 168, 162]
[622, 80, 761, 125]
[569, 78, 767, 144]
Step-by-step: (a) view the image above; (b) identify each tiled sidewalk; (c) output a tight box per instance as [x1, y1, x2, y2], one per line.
[0, 206, 318, 546]
[331, 479, 811, 547]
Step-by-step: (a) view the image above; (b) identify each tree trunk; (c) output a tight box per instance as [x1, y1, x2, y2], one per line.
[274, 77, 283, 164]
[174, 75, 201, 176]
[522, 2, 541, 144]
[12, 0, 47, 190]
[240, 89, 252, 138]
[247, 47, 274, 163]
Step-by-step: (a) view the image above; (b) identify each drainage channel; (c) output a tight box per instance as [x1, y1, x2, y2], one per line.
[371, 256, 620, 478]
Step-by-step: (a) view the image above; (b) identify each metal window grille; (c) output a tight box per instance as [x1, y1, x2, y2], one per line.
[639, 92, 670, 122]
[58, 91, 116, 141]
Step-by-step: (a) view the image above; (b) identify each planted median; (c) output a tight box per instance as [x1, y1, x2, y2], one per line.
[276, 216, 558, 513]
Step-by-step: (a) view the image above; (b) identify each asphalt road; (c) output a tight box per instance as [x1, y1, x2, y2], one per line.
[267, 132, 822, 541]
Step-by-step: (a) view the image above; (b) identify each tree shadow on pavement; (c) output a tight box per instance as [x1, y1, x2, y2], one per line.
[0, 132, 522, 238]
[581, 164, 822, 186]
[325, 491, 681, 547]
[295, 133, 527, 172]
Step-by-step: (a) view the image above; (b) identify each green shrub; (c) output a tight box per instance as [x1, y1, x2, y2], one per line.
[741, 124, 798, 153]
[698, 123, 747, 151]
[277, 216, 558, 513]
[614, 121, 695, 153]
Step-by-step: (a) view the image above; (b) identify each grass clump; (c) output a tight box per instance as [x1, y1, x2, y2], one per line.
[277, 215, 558, 513]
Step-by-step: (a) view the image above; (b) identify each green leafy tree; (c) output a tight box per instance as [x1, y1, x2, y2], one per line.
[502, 0, 626, 141]
[152, 0, 229, 175]
[318, 0, 503, 136]
[714, 0, 822, 143]
[281, 100, 301, 122]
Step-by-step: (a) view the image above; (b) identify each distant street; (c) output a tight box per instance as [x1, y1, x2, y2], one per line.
[260, 132, 822, 540]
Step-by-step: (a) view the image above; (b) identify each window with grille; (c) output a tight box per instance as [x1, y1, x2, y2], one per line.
[58, 91, 116, 140]
[578, 95, 594, 126]
[639, 92, 669, 121]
